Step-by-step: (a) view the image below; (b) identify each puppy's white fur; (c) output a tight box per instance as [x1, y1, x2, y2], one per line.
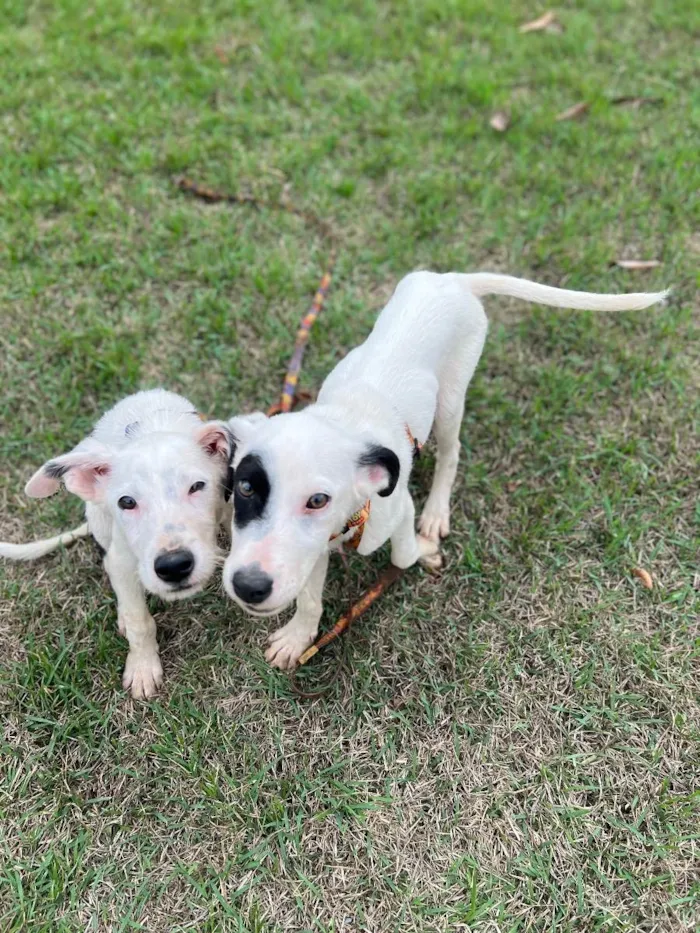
[223, 271, 668, 668]
[0, 389, 233, 697]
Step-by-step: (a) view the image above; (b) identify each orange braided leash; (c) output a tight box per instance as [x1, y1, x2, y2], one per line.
[328, 499, 371, 550]
[297, 564, 404, 666]
[267, 251, 337, 416]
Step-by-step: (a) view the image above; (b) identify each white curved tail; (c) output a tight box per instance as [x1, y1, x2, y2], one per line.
[463, 273, 669, 311]
[0, 522, 90, 561]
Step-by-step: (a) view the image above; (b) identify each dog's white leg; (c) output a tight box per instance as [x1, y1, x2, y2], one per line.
[419, 315, 487, 542]
[104, 542, 162, 699]
[266, 550, 329, 670]
[392, 492, 443, 571]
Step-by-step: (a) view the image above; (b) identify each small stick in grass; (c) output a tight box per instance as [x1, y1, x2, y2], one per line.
[632, 567, 653, 590]
[175, 175, 337, 417]
[175, 176, 336, 242]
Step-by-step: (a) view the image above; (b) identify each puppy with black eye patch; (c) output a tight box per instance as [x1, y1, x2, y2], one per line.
[0, 388, 234, 698]
[233, 454, 271, 528]
[223, 270, 668, 669]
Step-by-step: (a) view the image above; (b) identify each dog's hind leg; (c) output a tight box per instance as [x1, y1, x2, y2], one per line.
[418, 315, 487, 543]
[418, 405, 462, 543]
[104, 539, 162, 699]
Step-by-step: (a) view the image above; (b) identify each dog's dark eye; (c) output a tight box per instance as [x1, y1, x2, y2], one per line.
[237, 479, 254, 498]
[306, 493, 330, 510]
[118, 496, 137, 511]
[189, 481, 206, 494]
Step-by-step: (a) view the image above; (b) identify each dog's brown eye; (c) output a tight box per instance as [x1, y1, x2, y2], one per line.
[189, 481, 206, 494]
[306, 493, 330, 510]
[237, 479, 254, 498]
[118, 496, 137, 511]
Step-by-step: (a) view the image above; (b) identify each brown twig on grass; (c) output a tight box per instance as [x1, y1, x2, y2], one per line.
[175, 176, 337, 416]
[175, 176, 336, 243]
[297, 564, 405, 666]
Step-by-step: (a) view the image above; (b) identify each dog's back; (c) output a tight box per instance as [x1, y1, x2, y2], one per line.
[320, 271, 484, 404]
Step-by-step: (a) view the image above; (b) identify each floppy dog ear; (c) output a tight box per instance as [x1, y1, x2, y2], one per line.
[228, 411, 268, 448]
[195, 420, 236, 503]
[25, 442, 114, 502]
[356, 444, 400, 499]
[195, 421, 235, 462]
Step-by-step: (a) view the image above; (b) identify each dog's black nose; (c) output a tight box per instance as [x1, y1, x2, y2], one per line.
[232, 566, 273, 605]
[154, 548, 195, 583]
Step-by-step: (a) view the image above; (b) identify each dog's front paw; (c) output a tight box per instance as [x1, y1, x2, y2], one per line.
[418, 501, 450, 541]
[265, 619, 316, 670]
[123, 649, 163, 699]
[417, 533, 444, 572]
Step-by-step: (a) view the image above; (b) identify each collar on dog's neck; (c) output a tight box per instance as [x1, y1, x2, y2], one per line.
[330, 500, 371, 550]
[404, 423, 423, 460]
[330, 423, 422, 551]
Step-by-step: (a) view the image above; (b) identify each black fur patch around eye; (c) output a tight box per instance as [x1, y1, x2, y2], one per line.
[233, 454, 270, 527]
[358, 445, 400, 498]
[44, 462, 69, 480]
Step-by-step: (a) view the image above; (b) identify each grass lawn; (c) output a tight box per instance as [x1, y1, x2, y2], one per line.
[1, 0, 699, 929]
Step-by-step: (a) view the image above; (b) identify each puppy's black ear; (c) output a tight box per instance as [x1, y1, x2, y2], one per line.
[357, 445, 400, 498]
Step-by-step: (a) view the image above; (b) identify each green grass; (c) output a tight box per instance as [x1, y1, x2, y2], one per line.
[1, 0, 699, 930]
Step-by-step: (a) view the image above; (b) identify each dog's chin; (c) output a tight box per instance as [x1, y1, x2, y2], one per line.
[235, 599, 290, 618]
[153, 579, 206, 602]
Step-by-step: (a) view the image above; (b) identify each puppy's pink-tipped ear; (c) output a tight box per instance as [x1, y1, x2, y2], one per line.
[195, 421, 235, 462]
[355, 444, 400, 499]
[25, 443, 114, 502]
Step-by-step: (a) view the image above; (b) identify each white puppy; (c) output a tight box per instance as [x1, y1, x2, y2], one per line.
[223, 271, 668, 669]
[0, 388, 234, 697]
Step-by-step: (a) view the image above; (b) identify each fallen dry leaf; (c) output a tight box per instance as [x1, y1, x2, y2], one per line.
[612, 96, 663, 108]
[632, 568, 653, 590]
[555, 101, 589, 121]
[213, 44, 228, 63]
[520, 10, 557, 32]
[614, 259, 662, 270]
[489, 111, 510, 132]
